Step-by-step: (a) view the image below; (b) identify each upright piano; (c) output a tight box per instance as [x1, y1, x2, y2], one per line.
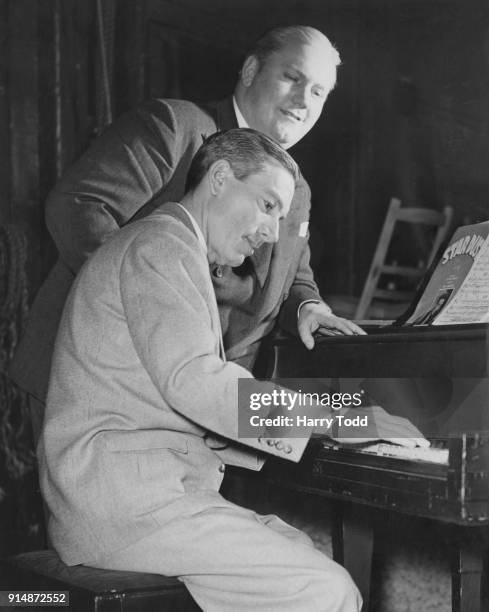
[261, 323, 489, 612]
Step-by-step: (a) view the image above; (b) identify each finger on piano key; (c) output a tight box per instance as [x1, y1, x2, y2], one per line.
[364, 406, 429, 447]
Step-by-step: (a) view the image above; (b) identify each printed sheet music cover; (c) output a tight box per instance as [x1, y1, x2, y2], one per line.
[406, 221, 489, 325]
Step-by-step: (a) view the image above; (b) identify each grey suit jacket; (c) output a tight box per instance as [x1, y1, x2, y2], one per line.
[11, 97, 321, 401]
[38, 203, 309, 565]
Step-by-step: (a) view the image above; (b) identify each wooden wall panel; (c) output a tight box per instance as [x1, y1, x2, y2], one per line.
[0, 0, 101, 293]
[0, 0, 10, 225]
[114, 0, 146, 115]
[57, 0, 97, 173]
[9, 0, 41, 294]
[37, 0, 58, 279]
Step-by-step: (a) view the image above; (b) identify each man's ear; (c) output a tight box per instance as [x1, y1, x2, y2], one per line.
[209, 159, 232, 195]
[240, 55, 260, 87]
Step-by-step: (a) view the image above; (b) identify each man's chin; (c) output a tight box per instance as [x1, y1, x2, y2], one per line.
[231, 254, 246, 266]
[217, 254, 245, 267]
[275, 130, 303, 150]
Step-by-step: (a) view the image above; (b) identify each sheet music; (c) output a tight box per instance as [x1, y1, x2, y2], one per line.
[405, 221, 489, 325]
[434, 235, 489, 324]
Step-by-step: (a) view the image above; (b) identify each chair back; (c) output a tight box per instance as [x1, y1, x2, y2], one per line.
[354, 197, 453, 319]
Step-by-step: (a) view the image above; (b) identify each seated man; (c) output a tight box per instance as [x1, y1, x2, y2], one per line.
[38, 129, 423, 612]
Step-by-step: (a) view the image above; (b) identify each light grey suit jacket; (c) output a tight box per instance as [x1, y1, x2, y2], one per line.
[38, 203, 309, 566]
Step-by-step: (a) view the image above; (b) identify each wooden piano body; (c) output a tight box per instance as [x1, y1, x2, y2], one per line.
[261, 323, 489, 612]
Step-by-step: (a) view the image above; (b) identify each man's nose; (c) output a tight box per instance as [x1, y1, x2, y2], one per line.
[259, 216, 279, 243]
[291, 83, 309, 107]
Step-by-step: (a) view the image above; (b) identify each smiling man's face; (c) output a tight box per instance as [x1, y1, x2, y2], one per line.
[239, 37, 337, 149]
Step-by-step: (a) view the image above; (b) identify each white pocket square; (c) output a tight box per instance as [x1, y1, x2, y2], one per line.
[299, 221, 309, 237]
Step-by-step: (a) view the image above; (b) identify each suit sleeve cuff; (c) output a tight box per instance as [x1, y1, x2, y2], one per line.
[297, 299, 333, 320]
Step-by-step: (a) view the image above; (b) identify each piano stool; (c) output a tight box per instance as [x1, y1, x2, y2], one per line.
[0, 548, 201, 611]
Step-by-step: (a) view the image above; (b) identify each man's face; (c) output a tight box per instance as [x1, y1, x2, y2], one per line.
[239, 39, 337, 149]
[207, 161, 295, 267]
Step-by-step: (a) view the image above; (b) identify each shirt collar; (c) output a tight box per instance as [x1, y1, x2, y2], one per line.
[233, 97, 249, 128]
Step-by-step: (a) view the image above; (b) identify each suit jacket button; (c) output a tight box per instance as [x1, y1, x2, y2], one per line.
[284, 445, 292, 454]
[266, 439, 274, 446]
[219, 464, 226, 473]
[275, 441, 284, 450]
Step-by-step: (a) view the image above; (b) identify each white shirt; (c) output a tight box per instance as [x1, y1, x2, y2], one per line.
[233, 97, 249, 128]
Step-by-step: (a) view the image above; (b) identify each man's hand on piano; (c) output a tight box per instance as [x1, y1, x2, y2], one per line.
[331, 405, 429, 449]
[297, 302, 366, 350]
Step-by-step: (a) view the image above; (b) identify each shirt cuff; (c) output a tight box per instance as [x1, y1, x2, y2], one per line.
[297, 299, 333, 320]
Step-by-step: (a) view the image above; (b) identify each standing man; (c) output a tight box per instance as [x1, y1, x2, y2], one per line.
[11, 25, 364, 438]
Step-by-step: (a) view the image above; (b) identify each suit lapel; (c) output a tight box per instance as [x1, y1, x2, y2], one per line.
[253, 183, 304, 289]
[157, 203, 225, 359]
[251, 244, 273, 288]
[215, 97, 238, 130]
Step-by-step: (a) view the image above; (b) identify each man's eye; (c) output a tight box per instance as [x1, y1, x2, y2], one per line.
[284, 73, 299, 82]
[313, 89, 326, 99]
[264, 201, 276, 212]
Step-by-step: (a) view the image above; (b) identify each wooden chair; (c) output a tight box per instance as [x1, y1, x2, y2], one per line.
[326, 198, 453, 321]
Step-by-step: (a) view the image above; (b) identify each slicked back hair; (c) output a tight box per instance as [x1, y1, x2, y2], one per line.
[185, 128, 299, 193]
[247, 25, 340, 72]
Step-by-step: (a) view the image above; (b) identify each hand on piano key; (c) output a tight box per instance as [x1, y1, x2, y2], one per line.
[331, 405, 429, 448]
[297, 302, 366, 350]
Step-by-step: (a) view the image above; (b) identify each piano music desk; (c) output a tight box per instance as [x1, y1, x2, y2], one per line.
[257, 325, 489, 612]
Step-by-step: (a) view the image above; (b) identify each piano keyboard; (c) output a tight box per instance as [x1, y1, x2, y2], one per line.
[355, 442, 449, 465]
[265, 434, 489, 524]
